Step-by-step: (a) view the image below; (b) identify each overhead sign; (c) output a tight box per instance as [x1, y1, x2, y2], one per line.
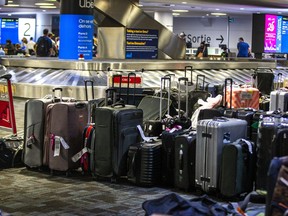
[18, 18, 36, 42]
[126, 28, 158, 59]
[1, 18, 18, 44]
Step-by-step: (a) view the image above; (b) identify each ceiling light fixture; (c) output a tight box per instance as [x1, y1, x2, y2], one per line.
[35, 3, 54, 6]
[39, 5, 57, 8]
[173, 13, 180, 16]
[240, 8, 245, 10]
[172, 9, 189, 12]
[211, 12, 227, 16]
[215, 8, 220, 11]
[138, 4, 143, 7]
[182, 2, 187, 4]
[170, 4, 175, 7]
[5, 4, 19, 7]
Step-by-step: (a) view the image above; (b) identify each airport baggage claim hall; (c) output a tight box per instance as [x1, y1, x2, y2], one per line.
[0, 0, 288, 215]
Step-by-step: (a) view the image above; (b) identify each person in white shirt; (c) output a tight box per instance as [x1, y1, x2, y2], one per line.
[27, 37, 36, 55]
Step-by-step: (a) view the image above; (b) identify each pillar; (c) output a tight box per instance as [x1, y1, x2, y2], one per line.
[36, 13, 53, 40]
[59, 0, 94, 60]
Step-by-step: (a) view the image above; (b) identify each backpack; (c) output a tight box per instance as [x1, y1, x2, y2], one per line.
[36, 36, 49, 57]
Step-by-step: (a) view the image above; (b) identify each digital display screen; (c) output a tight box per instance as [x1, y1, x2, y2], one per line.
[1, 18, 19, 44]
[264, 14, 288, 53]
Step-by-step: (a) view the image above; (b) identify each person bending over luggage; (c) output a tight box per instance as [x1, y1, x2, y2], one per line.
[237, 37, 250, 57]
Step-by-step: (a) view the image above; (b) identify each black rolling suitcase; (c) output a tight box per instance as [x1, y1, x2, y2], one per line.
[256, 115, 288, 190]
[220, 139, 256, 197]
[127, 135, 162, 186]
[252, 67, 275, 96]
[92, 96, 143, 180]
[266, 156, 288, 216]
[161, 77, 190, 187]
[174, 130, 197, 191]
[141, 76, 172, 137]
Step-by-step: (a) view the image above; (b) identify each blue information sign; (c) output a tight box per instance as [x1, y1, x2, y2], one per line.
[1, 18, 19, 44]
[126, 28, 158, 59]
[59, 14, 93, 60]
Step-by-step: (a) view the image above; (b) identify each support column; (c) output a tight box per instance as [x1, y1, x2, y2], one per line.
[59, 0, 94, 60]
[36, 13, 53, 40]
[154, 12, 173, 32]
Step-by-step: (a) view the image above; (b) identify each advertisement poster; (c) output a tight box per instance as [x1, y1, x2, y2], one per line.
[59, 14, 93, 60]
[264, 14, 277, 52]
[126, 28, 158, 59]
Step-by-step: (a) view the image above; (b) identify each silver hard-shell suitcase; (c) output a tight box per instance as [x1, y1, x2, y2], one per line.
[269, 90, 288, 112]
[195, 117, 247, 193]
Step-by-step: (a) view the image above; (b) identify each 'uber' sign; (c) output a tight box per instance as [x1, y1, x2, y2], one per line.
[79, 0, 94, 8]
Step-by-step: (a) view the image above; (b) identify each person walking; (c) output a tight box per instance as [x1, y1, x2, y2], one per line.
[237, 37, 250, 57]
[27, 37, 36, 55]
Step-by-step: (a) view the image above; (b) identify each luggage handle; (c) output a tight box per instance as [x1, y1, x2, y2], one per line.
[75, 102, 87, 109]
[111, 101, 125, 108]
[277, 73, 283, 90]
[213, 116, 229, 122]
[84, 80, 94, 101]
[52, 87, 63, 102]
[105, 88, 117, 105]
[160, 76, 171, 119]
[196, 75, 205, 90]
[224, 78, 233, 109]
[184, 66, 193, 85]
[127, 72, 136, 105]
[178, 77, 189, 117]
[112, 74, 122, 102]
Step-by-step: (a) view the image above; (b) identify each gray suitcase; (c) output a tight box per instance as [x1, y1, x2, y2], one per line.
[23, 97, 53, 168]
[195, 117, 247, 193]
[269, 90, 288, 112]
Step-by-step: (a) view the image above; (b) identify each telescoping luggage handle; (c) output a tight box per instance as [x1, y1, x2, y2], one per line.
[184, 66, 193, 85]
[160, 76, 171, 120]
[52, 87, 63, 102]
[112, 74, 122, 102]
[84, 80, 94, 101]
[127, 72, 136, 105]
[196, 75, 205, 90]
[276, 73, 283, 90]
[178, 77, 189, 117]
[224, 78, 233, 109]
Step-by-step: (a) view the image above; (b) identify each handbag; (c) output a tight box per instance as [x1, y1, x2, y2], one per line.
[197, 52, 203, 57]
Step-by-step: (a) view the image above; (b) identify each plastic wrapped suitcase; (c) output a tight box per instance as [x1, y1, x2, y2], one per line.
[225, 79, 259, 110]
[127, 139, 162, 186]
[92, 101, 143, 180]
[219, 139, 256, 197]
[195, 117, 247, 193]
[174, 131, 197, 191]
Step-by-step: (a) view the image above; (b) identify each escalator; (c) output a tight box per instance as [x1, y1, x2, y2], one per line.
[93, 0, 186, 60]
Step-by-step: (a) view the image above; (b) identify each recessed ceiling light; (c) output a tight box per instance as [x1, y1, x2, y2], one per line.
[5, 4, 19, 7]
[211, 12, 227, 16]
[138, 4, 143, 7]
[173, 13, 180, 16]
[278, 12, 282, 14]
[39, 6, 57, 8]
[215, 8, 220, 11]
[172, 9, 189, 12]
[35, 3, 54, 6]
[42, 10, 46, 12]
[240, 8, 245, 10]
[182, 2, 187, 4]
[7, 14, 11, 16]
[206, 14, 209, 16]
[170, 4, 175, 7]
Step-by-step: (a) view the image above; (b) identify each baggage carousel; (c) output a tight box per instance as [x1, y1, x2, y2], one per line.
[0, 56, 284, 100]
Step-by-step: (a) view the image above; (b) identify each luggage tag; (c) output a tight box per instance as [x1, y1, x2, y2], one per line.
[137, 125, 158, 142]
[26, 135, 36, 148]
[59, 137, 70, 150]
[72, 147, 91, 162]
[54, 136, 61, 157]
